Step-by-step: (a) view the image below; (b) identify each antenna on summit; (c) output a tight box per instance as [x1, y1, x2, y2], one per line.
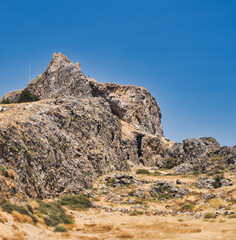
[29, 65, 31, 83]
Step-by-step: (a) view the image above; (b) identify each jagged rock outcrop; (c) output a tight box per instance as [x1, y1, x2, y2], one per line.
[0, 53, 235, 199]
[0, 53, 166, 198]
[165, 137, 236, 174]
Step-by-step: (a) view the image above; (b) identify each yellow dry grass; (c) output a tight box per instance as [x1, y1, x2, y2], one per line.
[12, 211, 33, 224]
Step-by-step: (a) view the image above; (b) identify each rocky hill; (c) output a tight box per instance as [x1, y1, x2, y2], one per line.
[0, 53, 235, 200]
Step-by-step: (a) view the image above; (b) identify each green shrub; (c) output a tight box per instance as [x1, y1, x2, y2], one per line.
[25, 150, 35, 162]
[152, 171, 162, 176]
[59, 194, 92, 210]
[26, 204, 33, 214]
[17, 89, 39, 103]
[193, 165, 199, 173]
[182, 204, 194, 211]
[163, 157, 177, 169]
[204, 212, 216, 219]
[210, 156, 224, 162]
[135, 169, 150, 175]
[54, 226, 68, 232]
[1, 98, 11, 104]
[213, 174, 224, 188]
[0, 166, 7, 175]
[129, 210, 143, 216]
[229, 214, 236, 219]
[200, 137, 217, 144]
[37, 200, 73, 226]
[128, 190, 135, 197]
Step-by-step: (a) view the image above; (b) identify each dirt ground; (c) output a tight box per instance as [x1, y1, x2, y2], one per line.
[0, 168, 235, 240]
[0, 210, 236, 240]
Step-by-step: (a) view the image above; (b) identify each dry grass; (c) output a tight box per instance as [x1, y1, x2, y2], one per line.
[117, 232, 134, 239]
[76, 236, 100, 240]
[60, 232, 71, 238]
[12, 211, 33, 224]
[84, 223, 114, 233]
[1, 232, 27, 240]
[0, 171, 235, 240]
[0, 212, 8, 223]
[12, 224, 19, 230]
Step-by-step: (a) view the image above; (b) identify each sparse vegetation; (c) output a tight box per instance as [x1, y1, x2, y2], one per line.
[54, 226, 68, 232]
[204, 212, 216, 219]
[181, 204, 194, 211]
[152, 171, 162, 176]
[1, 98, 12, 104]
[0, 199, 37, 223]
[136, 169, 150, 175]
[17, 89, 39, 103]
[37, 200, 73, 226]
[163, 157, 177, 169]
[129, 210, 143, 216]
[213, 174, 224, 188]
[128, 190, 135, 197]
[59, 194, 92, 210]
[25, 150, 35, 162]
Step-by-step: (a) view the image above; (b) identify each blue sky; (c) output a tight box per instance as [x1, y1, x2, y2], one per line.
[0, 0, 235, 146]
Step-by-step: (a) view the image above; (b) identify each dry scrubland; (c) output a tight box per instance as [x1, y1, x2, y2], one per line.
[0, 167, 235, 240]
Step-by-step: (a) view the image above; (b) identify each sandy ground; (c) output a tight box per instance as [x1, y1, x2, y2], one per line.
[0, 210, 236, 240]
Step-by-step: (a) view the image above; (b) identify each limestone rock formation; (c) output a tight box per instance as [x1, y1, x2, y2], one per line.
[0, 53, 166, 198]
[0, 52, 235, 199]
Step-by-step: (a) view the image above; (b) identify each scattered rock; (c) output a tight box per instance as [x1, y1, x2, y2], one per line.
[202, 193, 217, 200]
[195, 176, 233, 189]
[149, 180, 189, 199]
[176, 179, 182, 185]
[105, 173, 139, 187]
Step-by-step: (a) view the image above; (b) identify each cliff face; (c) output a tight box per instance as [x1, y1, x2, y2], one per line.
[0, 53, 235, 199]
[0, 53, 165, 198]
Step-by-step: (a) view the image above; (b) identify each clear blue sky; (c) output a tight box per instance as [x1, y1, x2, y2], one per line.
[0, 0, 235, 146]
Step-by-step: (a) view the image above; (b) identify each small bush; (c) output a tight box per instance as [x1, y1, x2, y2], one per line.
[25, 150, 35, 162]
[54, 226, 68, 232]
[152, 171, 162, 176]
[182, 204, 194, 211]
[0, 166, 7, 176]
[129, 210, 143, 216]
[17, 89, 39, 103]
[37, 200, 73, 226]
[210, 156, 224, 162]
[229, 214, 236, 219]
[128, 190, 135, 197]
[135, 169, 150, 175]
[213, 174, 224, 188]
[1, 98, 11, 104]
[163, 157, 177, 169]
[204, 212, 216, 219]
[26, 204, 33, 214]
[59, 195, 92, 210]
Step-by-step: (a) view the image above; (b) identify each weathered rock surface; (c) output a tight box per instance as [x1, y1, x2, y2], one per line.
[105, 173, 139, 187]
[0, 52, 235, 199]
[195, 176, 233, 189]
[150, 180, 189, 199]
[0, 53, 166, 198]
[167, 137, 236, 174]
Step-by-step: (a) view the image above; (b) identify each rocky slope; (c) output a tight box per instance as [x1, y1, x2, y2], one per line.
[0, 53, 235, 199]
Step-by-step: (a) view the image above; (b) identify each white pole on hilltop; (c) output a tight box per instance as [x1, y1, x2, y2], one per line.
[29, 64, 30, 83]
